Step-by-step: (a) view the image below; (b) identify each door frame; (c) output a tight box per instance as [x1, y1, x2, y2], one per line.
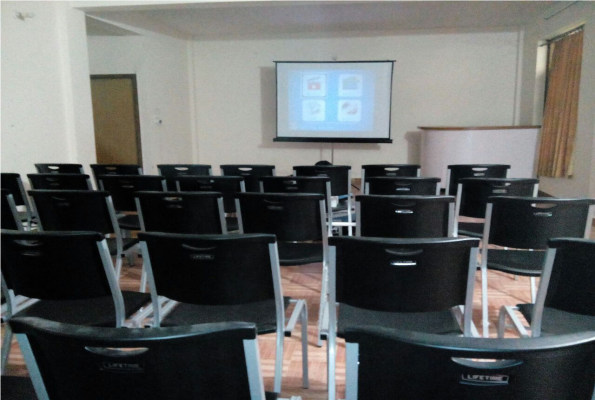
[90, 74, 143, 165]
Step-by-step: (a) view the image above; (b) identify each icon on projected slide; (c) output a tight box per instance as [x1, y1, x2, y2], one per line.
[339, 74, 363, 97]
[302, 100, 326, 121]
[337, 100, 361, 122]
[302, 74, 326, 97]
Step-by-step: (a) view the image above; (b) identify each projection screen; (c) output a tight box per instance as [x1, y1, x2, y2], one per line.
[275, 61, 394, 143]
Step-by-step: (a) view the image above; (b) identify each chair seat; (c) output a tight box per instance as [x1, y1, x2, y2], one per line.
[517, 304, 595, 335]
[487, 249, 546, 276]
[278, 242, 323, 266]
[13, 291, 150, 326]
[337, 303, 462, 338]
[117, 214, 140, 230]
[1, 376, 38, 400]
[106, 238, 138, 255]
[226, 216, 239, 232]
[162, 297, 291, 335]
[457, 222, 484, 238]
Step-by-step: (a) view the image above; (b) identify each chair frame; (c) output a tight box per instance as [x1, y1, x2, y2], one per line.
[2, 191, 24, 232]
[326, 238, 480, 400]
[1, 173, 36, 228]
[139, 236, 309, 393]
[11, 319, 302, 400]
[134, 191, 228, 292]
[445, 164, 510, 196]
[355, 195, 456, 238]
[0, 236, 127, 374]
[237, 195, 330, 347]
[260, 176, 334, 237]
[479, 200, 595, 337]
[29, 191, 130, 279]
[454, 178, 539, 237]
[293, 167, 353, 236]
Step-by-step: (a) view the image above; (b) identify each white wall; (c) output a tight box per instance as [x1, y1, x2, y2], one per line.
[1, 2, 95, 178]
[192, 29, 522, 177]
[518, 2, 595, 198]
[87, 34, 194, 174]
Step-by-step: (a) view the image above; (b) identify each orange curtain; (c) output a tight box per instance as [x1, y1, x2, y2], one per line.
[537, 29, 583, 178]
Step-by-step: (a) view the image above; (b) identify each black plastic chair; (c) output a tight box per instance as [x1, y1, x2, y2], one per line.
[221, 164, 275, 193]
[499, 238, 595, 338]
[479, 196, 595, 337]
[356, 195, 455, 238]
[294, 165, 353, 235]
[9, 318, 281, 400]
[90, 164, 142, 189]
[446, 164, 510, 196]
[98, 175, 167, 231]
[177, 175, 245, 232]
[455, 177, 539, 238]
[327, 236, 480, 399]
[0, 231, 150, 373]
[1, 173, 35, 227]
[139, 232, 309, 393]
[361, 164, 420, 191]
[1, 190, 23, 231]
[157, 164, 212, 191]
[28, 190, 136, 279]
[342, 326, 595, 400]
[34, 163, 84, 174]
[365, 177, 440, 196]
[236, 192, 328, 346]
[28, 173, 93, 191]
[260, 176, 333, 236]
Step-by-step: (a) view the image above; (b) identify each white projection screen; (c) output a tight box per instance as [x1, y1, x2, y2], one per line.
[275, 61, 394, 143]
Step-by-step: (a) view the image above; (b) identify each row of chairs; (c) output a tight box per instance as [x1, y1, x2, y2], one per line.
[3, 233, 595, 399]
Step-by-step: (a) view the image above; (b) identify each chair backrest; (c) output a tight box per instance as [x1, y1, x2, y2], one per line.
[157, 164, 212, 191]
[98, 175, 166, 212]
[136, 191, 225, 234]
[458, 178, 538, 218]
[90, 164, 142, 188]
[343, 326, 595, 400]
[220, 164, 275, 192]
[293, 165, 351, 197]
[260, 175, 330, 196]
[28, 173, 93, 191]
[1, 189, 22, 231]
[356, 195, 455, 238]
[534, 239, 595, 324]
[28, 190, 116, 235]
[177, 176, 244, 213]
[366, 177, 440, 196]
[236, 192, 325, 241]
[447, 164, 510, 195]
[361, 164, 420, 190]
[331, 237, 478, 313]
[1, 173, 29, 207]
[9, 318, 268, 400]
[486, 197, 595, 249]
[34, 163, 84, 174]
[139, 232, 278, 306]
[1, 231, 116, 302]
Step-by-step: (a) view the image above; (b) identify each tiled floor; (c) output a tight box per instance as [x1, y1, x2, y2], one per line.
[2, 225, 593, 399]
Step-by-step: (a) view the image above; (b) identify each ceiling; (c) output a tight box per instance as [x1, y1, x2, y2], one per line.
[86, 16, 139, 36]
[83, 1, 563, 40]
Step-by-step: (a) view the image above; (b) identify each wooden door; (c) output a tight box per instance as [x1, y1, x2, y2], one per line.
[91, 75, 142, 165]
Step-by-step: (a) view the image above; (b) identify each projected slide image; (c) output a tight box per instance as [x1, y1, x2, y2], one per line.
[302, 100, 326, 121]
[302, 74, 327, 97]
[338, 100, 362, 122]
[339, 74, 363, 97]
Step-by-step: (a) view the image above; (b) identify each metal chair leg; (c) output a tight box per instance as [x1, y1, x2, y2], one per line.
[530, 277, 537, 303]
[1, 323, 13, 374]
[317, 262, 328, 347]
[300, 304, 309, 389]
[481, 264, 489, 337]
[327, 323, 336, 400]
[273, 326, 284, 393]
